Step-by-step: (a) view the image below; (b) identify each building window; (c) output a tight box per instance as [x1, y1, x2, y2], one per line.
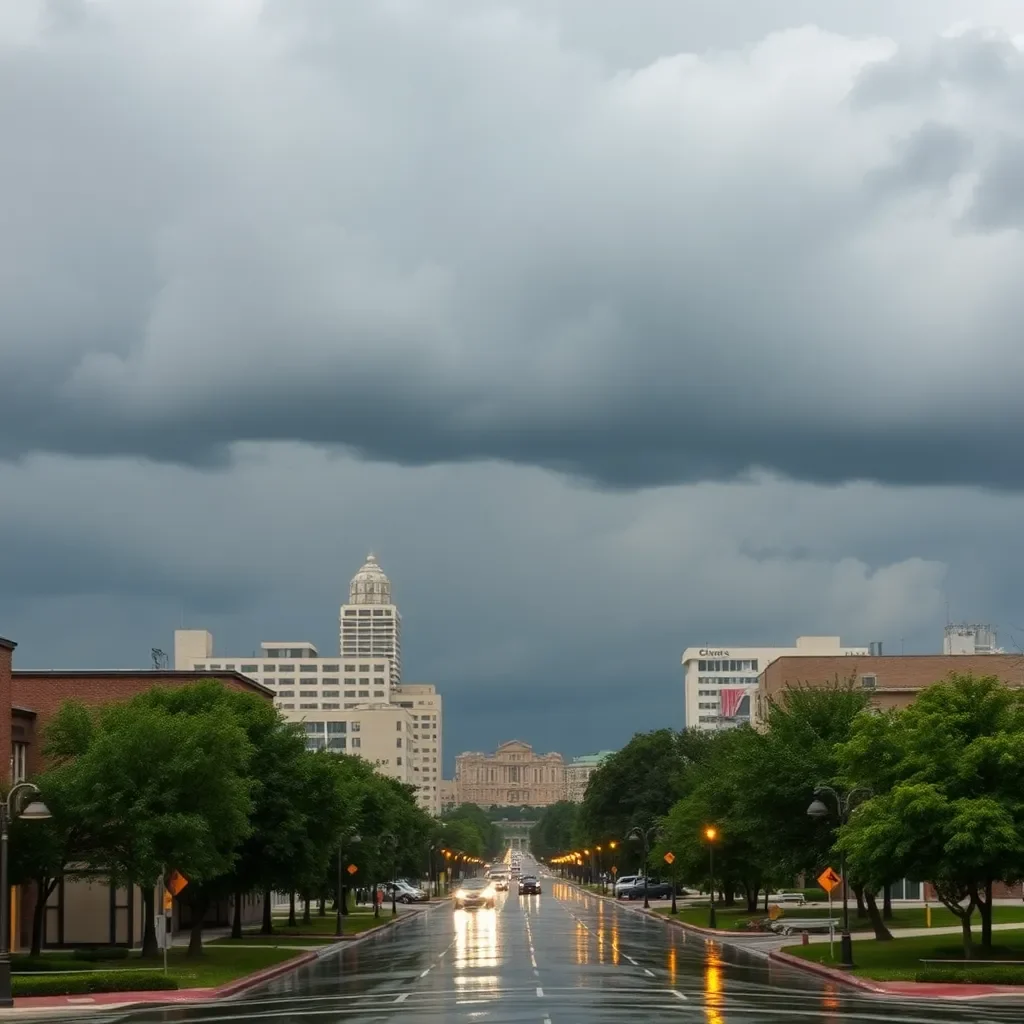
[279, 703, 295, 710]
[322, 664, 339, 672]
[396, 738, 402, 748]
[358, 691, 369, 697]
[352, 737, 361, 748]
[397, 756, 402, 765]
[351, 722, 361, 732]
[262, 665, 275, 672]
[299, 690, 318, 697]
[344, 677, 357, 685]
[278, 677, 295, 685]
[11, 743, 27, 784]
[323, 690, 340, 698]
[300, 665, 318, 674]
[241, 664, 260, 673]
[209, 664, 221, 669]
[322, 703, 340, 710]
[279, 691, 295, 697]
[396, 721, 403, 731]
[322, 677, 339, 685]
[300, 703, 318, 710]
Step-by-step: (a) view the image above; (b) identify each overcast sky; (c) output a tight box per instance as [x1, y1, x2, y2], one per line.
[4, 0, 1024, 773]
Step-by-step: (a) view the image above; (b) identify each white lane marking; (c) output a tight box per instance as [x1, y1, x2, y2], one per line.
[419, 967, 431, 977]
[531, 955, 538, 967]
[672, 990, 688, 1001]
[643, 968, 654, 977]
[394, 993, 410, 1003]
[624, 955, 638, 965]
[533, 968, 540, 976]
[536, 986, 545, 997]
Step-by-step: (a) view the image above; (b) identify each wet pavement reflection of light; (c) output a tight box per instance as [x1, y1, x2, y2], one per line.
[41, 870, 1024, 1023]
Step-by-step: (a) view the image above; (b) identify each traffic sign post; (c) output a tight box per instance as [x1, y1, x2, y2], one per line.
[817, 868, 842, 960]
[664, 852, 678, 915]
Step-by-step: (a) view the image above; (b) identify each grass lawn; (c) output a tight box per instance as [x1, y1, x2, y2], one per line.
[214, 911, 398, 945]
[781, 928, 1024, 981]
[653, 903, 1024, 933]
[13, 945, 301, 991]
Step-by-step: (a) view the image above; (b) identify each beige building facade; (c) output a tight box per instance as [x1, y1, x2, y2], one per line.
[455, 741, 565, 808]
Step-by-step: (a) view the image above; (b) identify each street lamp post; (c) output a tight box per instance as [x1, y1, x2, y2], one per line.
[626, 824, 659, 910]
[607, 841, 617, 895]
[807, 785, 872, 970]
[380, 832, 398, 917]
[703, 826, 718, 929]
[0, 783, 52, 1007]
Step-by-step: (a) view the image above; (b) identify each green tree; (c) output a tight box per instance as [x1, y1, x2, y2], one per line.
[838, 673, 1024, 956]
[580, 730, 707, 843]
[530, 802, 580, 862]
[46, 683, 255, 958]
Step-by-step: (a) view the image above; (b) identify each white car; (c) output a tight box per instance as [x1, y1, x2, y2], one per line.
[613, 875, 642, 895]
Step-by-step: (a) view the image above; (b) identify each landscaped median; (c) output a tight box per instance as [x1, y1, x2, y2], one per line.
[779, 928, 1024, 986]
[12, 904, 435, 1000]
[652, 903, 1024, 934]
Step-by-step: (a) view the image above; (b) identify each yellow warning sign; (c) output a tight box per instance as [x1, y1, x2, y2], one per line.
[817, 867, 842, 894]
[167, 870, 188, 896]
[663, 852, 676, 865]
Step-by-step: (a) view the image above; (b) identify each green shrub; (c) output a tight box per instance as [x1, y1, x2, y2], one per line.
[13, 957, 82, 973]
[916, 965, 1024, 985]
[73, 946, 131, 961]
[799, 889, 829, 902]
[13, 971, 178, 997]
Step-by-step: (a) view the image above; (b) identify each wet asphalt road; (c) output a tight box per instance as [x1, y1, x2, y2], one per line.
[86, 877, 1024, 1023]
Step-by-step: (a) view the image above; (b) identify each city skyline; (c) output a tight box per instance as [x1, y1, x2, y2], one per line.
[5, 0, 1024, 774]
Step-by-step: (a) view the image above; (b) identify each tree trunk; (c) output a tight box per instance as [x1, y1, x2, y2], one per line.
[341, 885, 349, 916]
[187, 892, 209, 958]
[30, 878, 54, 958]
[763, 888, 769, 913]
[882, 884, 893, 920]
[261, 887, 273, 934]
[961, 913, 974, 959]
[302, 893, 312, 925]
[722, 880, 736, 907]
[140, 884, 159, 958]
[978, 880, 994, 952]
[863, 889, 892, 941]
[288, 890, 297, 927]
[231, 889, 243, 940]
[744, 882, 758, 912]
[318, 893, 326, 917]
[854, 884, 866, 918]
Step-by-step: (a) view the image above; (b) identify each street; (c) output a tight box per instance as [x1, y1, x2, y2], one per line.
[60, 871, 1022, 1023]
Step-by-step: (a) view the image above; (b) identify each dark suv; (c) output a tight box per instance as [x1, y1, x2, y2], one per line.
[518, 875, 542, 895]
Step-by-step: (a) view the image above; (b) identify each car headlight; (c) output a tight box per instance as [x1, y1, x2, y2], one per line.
[454, 889, 468, 899]
[483, 886, 496, 898]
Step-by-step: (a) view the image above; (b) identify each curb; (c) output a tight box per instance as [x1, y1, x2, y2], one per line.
[4, 905, 441, 1018]
[767, 949, 885, 993]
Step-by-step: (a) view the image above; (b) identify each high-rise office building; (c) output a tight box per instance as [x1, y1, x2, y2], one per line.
[340, 554, 402, 685]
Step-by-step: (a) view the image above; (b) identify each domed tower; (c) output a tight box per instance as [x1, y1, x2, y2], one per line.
[340, 553, 402, 684]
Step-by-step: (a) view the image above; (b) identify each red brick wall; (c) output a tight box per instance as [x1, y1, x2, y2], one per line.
[761, 654, 1024, 708]
[12, 671, 270, 773]
[0, 640, 14, 784]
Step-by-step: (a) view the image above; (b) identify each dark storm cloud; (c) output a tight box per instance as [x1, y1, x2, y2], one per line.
[4, 7, 1024, 491]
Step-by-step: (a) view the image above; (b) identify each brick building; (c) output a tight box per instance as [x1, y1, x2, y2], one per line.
[2, 636, 274, 950]
[756, 653, 1024, 902]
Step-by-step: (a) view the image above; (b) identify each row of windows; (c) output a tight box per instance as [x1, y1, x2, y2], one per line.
[697, 676, 758, 688]
[196, 662, 388, 673]
[697, 659, 759, 672]
[342, 609, 394, 616]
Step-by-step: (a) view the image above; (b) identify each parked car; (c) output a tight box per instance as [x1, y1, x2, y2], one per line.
[382, 881, 429, 903]
[618, 880, 680, 901]
[613, 875, 642, 895]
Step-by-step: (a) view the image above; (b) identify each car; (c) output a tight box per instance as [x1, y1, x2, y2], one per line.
[453, 877, 497, 910]
[518, 875, 542, 896]
[618, 880, 678, 901]
[613, 875, 642, 895]
[494, 877, 509, 891]
[387, 881, 429, 903]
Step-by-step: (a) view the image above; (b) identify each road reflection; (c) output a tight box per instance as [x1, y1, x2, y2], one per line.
[452, 906, 499, 973]
[704, 941, 725, 1024]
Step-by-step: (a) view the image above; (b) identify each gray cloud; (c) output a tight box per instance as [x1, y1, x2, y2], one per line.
[3, 6, 1024, 490]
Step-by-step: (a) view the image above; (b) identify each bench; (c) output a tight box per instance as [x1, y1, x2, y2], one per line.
[771, 918, 840, 936]
[769, 893, 807, 905]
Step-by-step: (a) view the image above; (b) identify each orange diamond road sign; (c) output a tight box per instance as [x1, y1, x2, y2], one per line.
[817, 867, 842, 893]
[167, 870, 188, 896]
[663, 852, 676, 865]
[768, 904, 783, 920]
[347, 864, 359, 876]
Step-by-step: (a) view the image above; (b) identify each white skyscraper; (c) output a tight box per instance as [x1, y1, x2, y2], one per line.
[340, 554, 403, 685]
